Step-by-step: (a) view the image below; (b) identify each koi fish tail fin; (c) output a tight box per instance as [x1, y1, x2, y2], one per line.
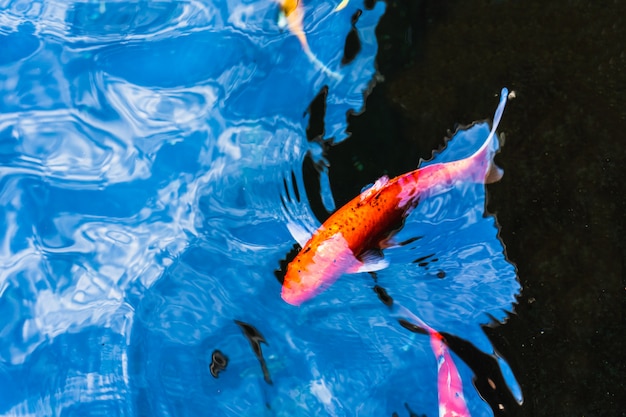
[461, 87, 510, 184]
[304, 48, 343, 81]
[483, 153, 504, 184]
[420, 88, 510, 187]
[482, 87, 509, 183]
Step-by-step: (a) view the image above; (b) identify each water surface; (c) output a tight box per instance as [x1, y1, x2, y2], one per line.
[0, 1, 522, 416]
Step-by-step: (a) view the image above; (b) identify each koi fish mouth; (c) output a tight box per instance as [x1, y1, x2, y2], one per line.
[282, 231, 360, 305]
[281, 284, 307, 306]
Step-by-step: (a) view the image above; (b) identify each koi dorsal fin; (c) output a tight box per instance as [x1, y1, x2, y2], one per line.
[348, 249, 389, 274]
[360, 175, 389, 201]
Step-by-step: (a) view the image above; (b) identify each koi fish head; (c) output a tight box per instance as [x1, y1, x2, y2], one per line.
[282, 231, 360, 305]
[275, 0, 343, 79]
[277, 0, 303, 31]
[279, 0, 298, 17]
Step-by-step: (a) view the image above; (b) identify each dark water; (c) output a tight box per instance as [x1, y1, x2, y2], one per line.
[329, 0, 626, 415]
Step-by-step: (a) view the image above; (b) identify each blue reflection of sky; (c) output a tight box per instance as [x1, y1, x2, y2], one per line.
[0, 1, 520, 416]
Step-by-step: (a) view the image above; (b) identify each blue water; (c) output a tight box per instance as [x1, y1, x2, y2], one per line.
[0, 1, 521, 416]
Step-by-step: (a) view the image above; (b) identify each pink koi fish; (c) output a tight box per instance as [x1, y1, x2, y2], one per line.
[395, 302, 471, 417]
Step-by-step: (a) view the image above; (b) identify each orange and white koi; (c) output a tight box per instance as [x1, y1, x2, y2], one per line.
[277, 0, 342, 79]
[281, 88, 509, 305]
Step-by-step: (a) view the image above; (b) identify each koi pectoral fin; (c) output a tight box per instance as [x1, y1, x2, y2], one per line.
[347, 250, 389, 274]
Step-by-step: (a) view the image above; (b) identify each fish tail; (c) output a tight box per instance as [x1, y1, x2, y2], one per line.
[417, 88, 510, 192]
[304, 49, 343, 81]
[483, 87, 508, 183]
[463, 87, 510, 184]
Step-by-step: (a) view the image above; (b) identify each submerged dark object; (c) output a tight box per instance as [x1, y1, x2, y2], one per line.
[209, 349, 229, 378]
[234, 320, 273, 385]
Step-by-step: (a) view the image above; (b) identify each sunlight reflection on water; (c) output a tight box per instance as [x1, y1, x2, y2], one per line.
[0, 1, 521, 416]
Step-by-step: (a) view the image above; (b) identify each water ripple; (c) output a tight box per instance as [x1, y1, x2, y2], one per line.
[1, 109, 148, 186]
[0, 0, 520, 416]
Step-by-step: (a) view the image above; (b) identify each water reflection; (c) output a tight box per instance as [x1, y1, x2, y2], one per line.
[0, 0, 521, 416]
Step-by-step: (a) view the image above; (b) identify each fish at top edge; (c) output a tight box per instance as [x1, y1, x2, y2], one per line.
[277, 0, 310, 53]
[276, 0, 342, 79]
[281, 88, 510, 306]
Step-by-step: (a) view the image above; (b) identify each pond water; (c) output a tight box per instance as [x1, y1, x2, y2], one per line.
[1, 1, 522, 416]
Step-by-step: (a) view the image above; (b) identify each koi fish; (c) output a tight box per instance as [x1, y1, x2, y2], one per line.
[394, 302, 471, 417]
[281, 88, 509, 305]
[431, 331, 471, 417]
[277, 0, 342, 79]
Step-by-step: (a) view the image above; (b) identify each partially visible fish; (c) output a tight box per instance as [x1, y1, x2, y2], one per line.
[282, 88, 509, 306]
[277, 0, 342, 79]
[395, 302, 471, 417]
[334, 0, 350, 11]
[431, 331, 471, 417]
[277, 0, 309, 53]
